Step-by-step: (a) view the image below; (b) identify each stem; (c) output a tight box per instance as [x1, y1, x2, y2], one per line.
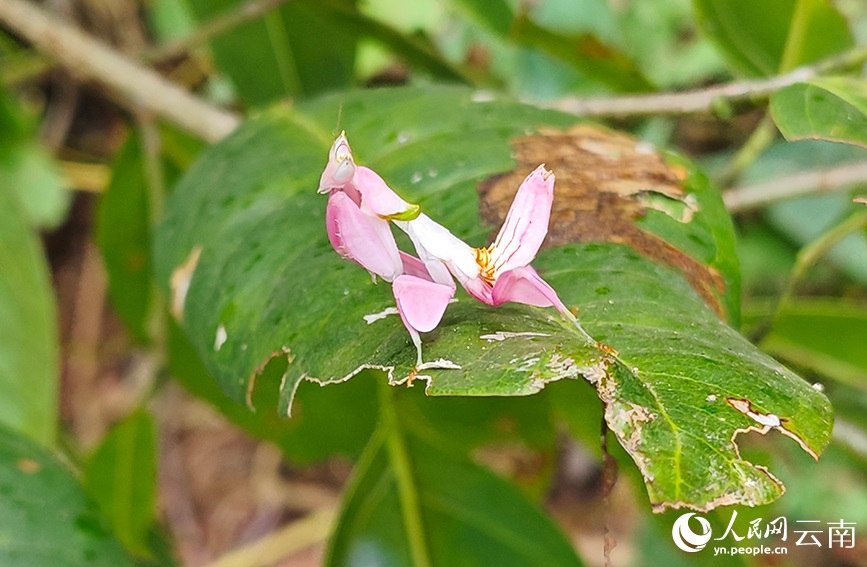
[714, 115, 778, 189]
[759, 210, 867, 340]
[549, 45, 867, 118]
[600, 414, 617, 567]
[377, 380, 432, 567]
[138, 114, 170, 362]
[0, 0, 239, 142]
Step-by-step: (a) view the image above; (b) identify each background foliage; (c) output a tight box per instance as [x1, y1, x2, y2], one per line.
[1, 0, 866, 565]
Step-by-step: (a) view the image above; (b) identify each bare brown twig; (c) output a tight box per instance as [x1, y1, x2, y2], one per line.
[0, 0, 239, 142]
[549, 46, 867, 118]
[724, 161, 867, 212]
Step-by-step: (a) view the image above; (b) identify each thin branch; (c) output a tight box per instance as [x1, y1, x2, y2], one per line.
[0, 0, 239, 142]
[777, 210, 867, 311]
[142, 0, 296, 63]
[724, 161, 867, 212]
[549, 45, 867, 118]
[377, 379, 432, 567]
[750, 209, 867, 343]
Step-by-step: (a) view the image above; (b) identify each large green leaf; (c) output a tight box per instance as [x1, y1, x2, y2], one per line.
[154, 86, 831, 511]
[83, 410, 157, 557]
[771, 76, 867, 148]
[692, 0, 854, 76]
[0, 183, 57, 446]
[0, 425, 134, 566]
[540, 243, 829, 511]
[326, 405, 584, 566]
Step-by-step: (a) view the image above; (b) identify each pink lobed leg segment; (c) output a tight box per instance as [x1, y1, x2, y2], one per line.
[491, 265, 566, 310]
[326, 191, 403, 282]
[393, 274, 455, 367]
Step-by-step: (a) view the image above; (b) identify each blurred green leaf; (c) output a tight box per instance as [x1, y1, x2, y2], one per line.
[317, 1, 471, 83]
[0, 183, 57, 446]
[186, 0, 358, 105]
[172, 320, 558, 468]
[97, 132, 153, 344]
[168, 321, 378, 464]
[397, 386, 556, 454]
[692, 0, 854, 76]
[0, 425, 134, 566]
[771, 76, 867, 148]
[635, 511, 749, 567]
[97, 125, 203, 344]
[621, 0, 726, 88]
[154, 87, 830, 511]
[449, 0, 513, 36]
[745, 298, 867, 390]
[83, 411, 157, 557]
[147, 0, 197, 42]
[325, 421, 585, 566]
[395, 386, 558, 499]
[736, 222, 797, 295]
[827, 385, 867, 458]
[759, 428, 867, 530]
[0, 88, 69, 229]
[511, 15, 655, 92]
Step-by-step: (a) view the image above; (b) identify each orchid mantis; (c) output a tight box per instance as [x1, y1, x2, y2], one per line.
[318, 133, 454, 367]
[317, 132, 594, 370]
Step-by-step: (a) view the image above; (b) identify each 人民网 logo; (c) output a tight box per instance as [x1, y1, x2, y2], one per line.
[672, 512, 713, 552]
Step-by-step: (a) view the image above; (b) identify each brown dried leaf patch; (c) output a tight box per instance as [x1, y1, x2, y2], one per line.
[477, 125, 726, 317]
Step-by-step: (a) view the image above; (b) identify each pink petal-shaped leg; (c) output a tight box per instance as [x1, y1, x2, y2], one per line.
[489, 165, 554, 274]
[355, 167, 420, 220]
[393, 274, 455, 366]
[491, 265, 563, 309]
[326, 191, 402, 282]
[393, 275, 454, 333]
[492, 266, 594, 343]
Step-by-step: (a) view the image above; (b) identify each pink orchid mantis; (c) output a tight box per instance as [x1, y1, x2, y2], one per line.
[318, 132, 594, 370]
[318, 133, 455, 367]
